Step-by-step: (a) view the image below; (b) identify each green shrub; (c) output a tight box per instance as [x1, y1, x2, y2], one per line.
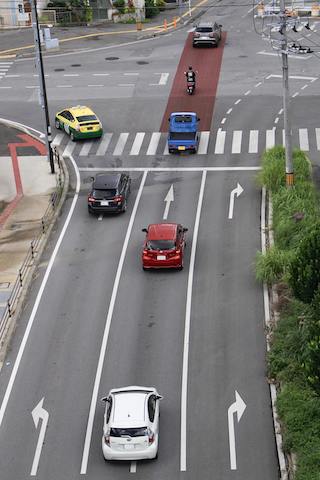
[113, 0, 126, 14]
[255, 247, 291, 284]
[145, 0, 159, 18]
[156, 0, 166, 11]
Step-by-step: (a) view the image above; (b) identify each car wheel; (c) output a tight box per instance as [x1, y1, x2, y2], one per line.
[70, 132, 75, 141]
[55, 119, 60, 130]
[142, 266, 147, 271]
[121, 199, 127, 213]
[88, 207, 92, 214]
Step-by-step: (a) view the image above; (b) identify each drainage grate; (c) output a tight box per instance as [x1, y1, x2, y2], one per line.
[136, 61, 149, 65]
[71, 64, 81, 67]
[105, 57, 119, 60]
[54, 68, 65, 71]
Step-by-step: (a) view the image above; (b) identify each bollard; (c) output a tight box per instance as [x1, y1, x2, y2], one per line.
[164, 19, 167, 30]
[136, 21, 142, 31]
[173, 17, 177, 28]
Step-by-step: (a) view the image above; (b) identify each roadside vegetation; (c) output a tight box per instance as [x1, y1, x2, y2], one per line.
[256, 146, 320, 480]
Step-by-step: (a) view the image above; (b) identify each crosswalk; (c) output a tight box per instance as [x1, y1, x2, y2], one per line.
[0, 61, 14, 84]
[52, 127, 320, 157]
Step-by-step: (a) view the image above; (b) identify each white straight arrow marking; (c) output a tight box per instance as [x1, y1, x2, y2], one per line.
[228, 183, 244, 219]
[31, 398, 49, 476]
[163, 185, 174, 220]
[228, 391, 246, 470]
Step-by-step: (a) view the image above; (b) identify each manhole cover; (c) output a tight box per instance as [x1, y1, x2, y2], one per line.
[137, 60, 149, 65]
[71, 64, 81, 67]
[105, 56, 119, 60]
[54, 68, 65, 71]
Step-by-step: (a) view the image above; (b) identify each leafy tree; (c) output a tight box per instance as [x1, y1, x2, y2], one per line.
[289, 222, 320, 303]
[145, 0, 159, 18]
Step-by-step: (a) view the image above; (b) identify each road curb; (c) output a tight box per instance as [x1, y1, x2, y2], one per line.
[0, 120, 69, 371]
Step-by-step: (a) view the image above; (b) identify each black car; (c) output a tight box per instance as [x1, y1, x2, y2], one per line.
[88, 173, 131, 214]
[192, 21, 222, 47]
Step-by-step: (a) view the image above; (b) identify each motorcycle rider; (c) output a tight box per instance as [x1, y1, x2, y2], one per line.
[185, 66, 196, 85]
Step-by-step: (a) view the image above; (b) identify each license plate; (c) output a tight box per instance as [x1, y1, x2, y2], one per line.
[157, 255, 166, 260]
[87, 127, 93, 130]
[178, 146, 186, 151]
[100, 200, 109, 206]
[125, 444, 134, 450]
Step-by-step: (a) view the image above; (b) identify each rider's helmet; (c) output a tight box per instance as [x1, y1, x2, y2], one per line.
[188, 66, 193, 71]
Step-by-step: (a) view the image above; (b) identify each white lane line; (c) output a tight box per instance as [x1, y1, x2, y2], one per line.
[274, 117, 279, 124]
[299, 128, 309, 151]
[5, 74, 20, 78]
[130, 461, 137, 473]
[266, 74, 317, 81]
[254, 82, 262, 87]
[159, 73, 169, 85]
[33, 74, 49, 77]
[258, 51, 311, 60]
[80, 171, 148, 475]
[292, 92, 299, 98]
[93, 73, 110, 76]
[119, 83, 134, 86]
[124, 72, 139, 76]
[214, 129, 226, 154]
[301, 84, 308, 90]
[198, 131, 210, 154]
[96, 133, 113, 156]
[278, 108, 283, 115]
[248, 130, 259, 154]
[62, 140, 76, 157]
[0, 86, 12, 89]
[25, 85, 38, 88]
[130, 132, 145, 155]
[181, 170, 206, 472]
[146, 132, 161, 155]
[221, 118, 226, 124]
[63, 74, 79, 77]
[234, 99, 241, 105]
[244, 90, 251, 96]
[163, 142, 169, 155]
[88, 84, 104, 87]
[282, 129, 285, 146]
[316, 128, 320, 150]
[52, 133, 64, 147]
[0, 149, 80, 428]
[226, 108, 232, 115]
[57, 85, 73, 88]
[231, 130, 242, 154]
[79, 141, 93, 156]
[80, 166, 261, 172]
[113, 132, 129, 155]
[266, 129, 275, 149]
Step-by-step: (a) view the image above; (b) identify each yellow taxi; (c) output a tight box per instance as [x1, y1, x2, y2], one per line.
[55, 105, 103, 141]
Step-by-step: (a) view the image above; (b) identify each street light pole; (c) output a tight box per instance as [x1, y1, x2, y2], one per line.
[30, 0, 55, 174]
[280, 0, 294, 186]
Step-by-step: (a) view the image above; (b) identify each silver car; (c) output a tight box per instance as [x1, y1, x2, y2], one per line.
[193, 21, 222, 47]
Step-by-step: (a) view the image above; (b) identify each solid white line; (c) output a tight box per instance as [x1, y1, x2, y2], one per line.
[274, 117, 279, 124]
[316, 128, 320, 150]
[146, 132, 161, 155]
[234, 99, 241, 105]
[130, 132, 145, 155]
[57, 85, 73, 88]
[96, 133, 113, 156]
[93, 73, 110, 76]
[79, 166, 261, 172]
[113, 133, 129, 155]
[231, 130, 242, 154]
[80, 171, 148, 474]
[248, 130, 259, 154]
[266, 129, 275, 149]
[214, 129, 226, 154]
[130, 461, 137, 473]
[198, 131, 210, 155]
[0, 152, 80, 429]
[87, 84, 104, 87]
[299, 128, 309, 151]
[244, 90, 251, 96]
[180, 170, 206, 471]
[79, 141, 93, 156]
[221, 118, 226, 124]
[226, 108, 232, 115]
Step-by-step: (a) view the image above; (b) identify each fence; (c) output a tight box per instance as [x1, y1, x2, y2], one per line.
[0, 148, 65, 349]
[39, 7, 109, 25]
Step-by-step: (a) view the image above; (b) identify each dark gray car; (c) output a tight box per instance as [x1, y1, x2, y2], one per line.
[192, 21, 222, 47]
[88, 173, 131, 214]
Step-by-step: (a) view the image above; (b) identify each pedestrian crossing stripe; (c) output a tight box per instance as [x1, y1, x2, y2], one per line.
[52, 128, 320, 157]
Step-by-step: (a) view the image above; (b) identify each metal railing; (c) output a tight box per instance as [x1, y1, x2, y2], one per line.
[0, 148, 65, 347]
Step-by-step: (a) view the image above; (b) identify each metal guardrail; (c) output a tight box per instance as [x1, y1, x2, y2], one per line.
[0, 147, 64, 346]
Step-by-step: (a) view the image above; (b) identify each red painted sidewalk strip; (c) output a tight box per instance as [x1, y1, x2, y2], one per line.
[160, 32, 226, 132]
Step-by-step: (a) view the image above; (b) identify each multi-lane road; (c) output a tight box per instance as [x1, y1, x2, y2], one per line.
[1, 1, 320, 479]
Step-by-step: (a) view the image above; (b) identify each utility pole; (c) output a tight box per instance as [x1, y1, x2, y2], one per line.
[280, 0, 294, 186]
[30, 0, 55, 174]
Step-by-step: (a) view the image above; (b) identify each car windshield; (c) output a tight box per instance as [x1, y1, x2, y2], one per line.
[174, 115, 192, 123]
[147, 240, 175, 250]
[196, 27, 213, 33]
[76, 114, 97, 122]
[170, 132, 196, 140]
[110, 427, 148, 438]
[93, 189, 117, 199]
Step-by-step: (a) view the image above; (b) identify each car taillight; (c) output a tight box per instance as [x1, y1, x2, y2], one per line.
[104, 433, 110, 445]
[148, 428, 154, 444]
[176, 249, 181, 255]
[209, 32, 214, 37]
[195, 32, 200, 37]
[88, 196, 95, 203]
[114, 195, 123, 203]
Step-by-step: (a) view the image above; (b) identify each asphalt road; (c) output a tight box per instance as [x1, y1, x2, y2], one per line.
[1, 1, 320, 479]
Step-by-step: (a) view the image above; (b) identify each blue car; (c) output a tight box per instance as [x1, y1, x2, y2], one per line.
[168, 112, 200, 154]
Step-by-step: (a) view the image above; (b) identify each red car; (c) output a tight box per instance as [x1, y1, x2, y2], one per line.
[142, 223, 188, 270]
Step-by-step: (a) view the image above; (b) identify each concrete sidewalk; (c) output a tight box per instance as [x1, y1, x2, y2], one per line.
[0, 119, 67, 363]
[0, 1, 207, 58]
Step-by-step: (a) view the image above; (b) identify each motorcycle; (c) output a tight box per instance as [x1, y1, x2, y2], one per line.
[186, 80, 195, 95]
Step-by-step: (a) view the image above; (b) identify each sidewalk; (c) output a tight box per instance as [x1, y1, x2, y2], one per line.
[0, 1, 207, 58]
[0, 119, 67, 365]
